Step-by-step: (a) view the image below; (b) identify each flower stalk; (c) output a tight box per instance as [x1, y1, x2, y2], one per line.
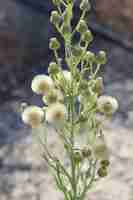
[21, 0, 119, 199]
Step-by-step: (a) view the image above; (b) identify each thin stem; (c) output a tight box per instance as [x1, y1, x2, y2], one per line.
[93, 64, 101, 78]
[72, 10, 87, 36]
[80, 160, 97, 200]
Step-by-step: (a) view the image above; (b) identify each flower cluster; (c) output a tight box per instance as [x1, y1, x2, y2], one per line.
[21, 0, 119, 199]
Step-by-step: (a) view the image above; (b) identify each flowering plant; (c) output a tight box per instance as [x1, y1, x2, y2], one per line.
[22, 0, 118, 199]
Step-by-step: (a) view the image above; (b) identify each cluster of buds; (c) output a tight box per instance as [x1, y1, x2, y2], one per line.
[21, 0, 119, 199]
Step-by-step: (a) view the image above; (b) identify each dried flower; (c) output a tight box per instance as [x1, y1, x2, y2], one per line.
[100, 159, 110, 167]
[31, 75, 54, 95]
[97, 166, 108, 178]
[45, 103, 67, 124]
[22, 106, 44, 128]
[97, 95, 119, 115]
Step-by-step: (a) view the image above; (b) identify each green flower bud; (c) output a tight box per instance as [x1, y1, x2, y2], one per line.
[82, 146, 92, 158]
[100, 159, 110, 167]
[52, 0, 61, 6]
[84, 51, 96, 63]
[72, 46, 84, 57]
[74, 150, 82, 163]
[97, 166, 108, 178]
[96, 51, 107, 65]
[48, 62, 59, 75]
[50, 11, 61, 26]
[76, 20, 88, 34]
[80, 0, 91, 11]
[81, 30, 93, 43]
[49, 37, 60, 50]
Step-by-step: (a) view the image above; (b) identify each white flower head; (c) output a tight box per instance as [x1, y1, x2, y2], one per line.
[45, 103, 67, 124]
[97, 95, 119, 115]
[31, 74, 54, 95]
[22, 106, 44, 128]
[42, 89, 64, 105]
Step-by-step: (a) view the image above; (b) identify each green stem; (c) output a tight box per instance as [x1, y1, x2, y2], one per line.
[72, 10, 87, 36]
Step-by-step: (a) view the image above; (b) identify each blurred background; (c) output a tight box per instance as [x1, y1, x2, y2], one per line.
[0, 0, 133, 199]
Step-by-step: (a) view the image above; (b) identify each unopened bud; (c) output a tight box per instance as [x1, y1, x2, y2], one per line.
[52, 0, 61, 6]
[49, 37, 60, 50]
[76, 20, 88, 34]
[72, 46, 84, 57]
[97, 166, 108, 178]
[80, 0, 91, 11]
[48, 62, 59, 75]
[81, 30, 93, 43]
[74, 150, 82, 163]
[50, 11, 61, 26]
[84, 51, 96, 63]
[100, 159, 110, 167]
[96, 51, 107, 65]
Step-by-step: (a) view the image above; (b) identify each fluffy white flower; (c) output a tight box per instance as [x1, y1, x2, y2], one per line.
[22, 106, 44, 128]
[45, 103, 67, 124]
[42, 89, 64, 105]
[31, 74, 54, 95]
[97, 95, 119, 115]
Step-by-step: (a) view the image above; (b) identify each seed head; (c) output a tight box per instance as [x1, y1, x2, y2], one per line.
[31, 75, 54, 95]
[45, 103, 67, 124]
[22, 106, 44, 128]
